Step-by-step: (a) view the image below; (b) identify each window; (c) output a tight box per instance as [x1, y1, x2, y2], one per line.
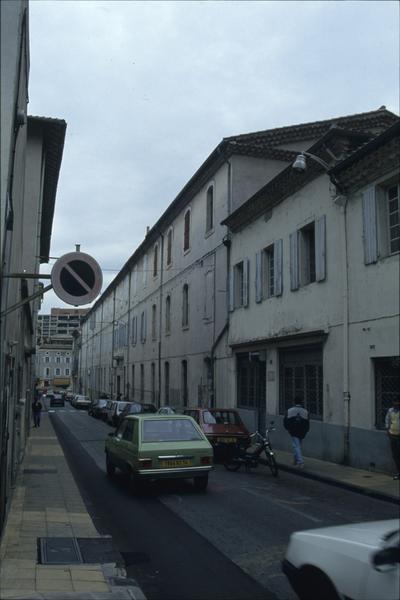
[387, 184, 399, 254]
[375, 357, 400, 429]
[55, 368, 61, 376]
[181, 360, 188, 406]
[56, 357, 61, 364]
[151, 304, 157, 340]
[237, 353, 266, 409]
[183, 209, 190, 251]
[131, 364, 135, 400]
[45, 368, 50, 376]
[151, 363, 156, 403]
[122, 420, 135, 442]
[166, 228, 173, 266]
[182, 284, 189, 328]
[362, 183, 400, 263]
[290, 216, 326, 290]
[66, 357, 70, 364]
[142, 254, 148, 286]
[65, 369, 70, 376]
[230, 260, 249, 310]
[165, 295, 171, 334]
[153, 244, 159, 277]
[45, 356, 49, 364]
[279, 347, 323, 420]
[206, 185, 214, 232]
[131, 315, 137, 345]
[164, 362, 170, 404]
[140, 310, 147, 343]
[204, 270, 214, 321]
[140, 364, 145, 402]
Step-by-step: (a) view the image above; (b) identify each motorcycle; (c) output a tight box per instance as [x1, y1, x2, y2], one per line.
[223, 422, 278, 477]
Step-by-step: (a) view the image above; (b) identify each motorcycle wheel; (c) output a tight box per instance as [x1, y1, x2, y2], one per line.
[223, 449, 242, 472]
[264, 451, 279, 477]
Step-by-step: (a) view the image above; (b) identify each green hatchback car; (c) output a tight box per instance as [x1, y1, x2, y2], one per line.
[105, 414, 213, 490]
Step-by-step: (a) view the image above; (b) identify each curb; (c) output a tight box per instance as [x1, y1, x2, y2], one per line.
[277, 462, 400, 505]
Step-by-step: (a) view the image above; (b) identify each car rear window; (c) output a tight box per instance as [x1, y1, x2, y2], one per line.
[142, 419, 204, 442]
[205, 410, 242, 425]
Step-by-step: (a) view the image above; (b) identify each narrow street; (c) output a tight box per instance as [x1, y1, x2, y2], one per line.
[49, 407, 398, 600]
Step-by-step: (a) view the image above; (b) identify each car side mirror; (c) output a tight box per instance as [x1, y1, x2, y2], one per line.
[372, 546, 400, 572]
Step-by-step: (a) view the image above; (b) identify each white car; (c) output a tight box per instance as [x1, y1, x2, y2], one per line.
[282, 519, 400, 600]
[72, 394, 91, 409]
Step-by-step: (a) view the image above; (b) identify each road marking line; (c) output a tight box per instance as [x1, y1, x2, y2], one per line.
[243, 487, 323, 523]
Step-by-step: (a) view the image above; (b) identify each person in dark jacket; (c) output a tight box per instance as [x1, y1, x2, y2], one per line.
[32, 397, 43, 428]
[283, 396, 309, 468]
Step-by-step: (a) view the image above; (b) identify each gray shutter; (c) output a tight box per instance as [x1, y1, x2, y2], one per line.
[290, 231, 299, 290]
[143, 309, 147, 341]
[243, 259, 249, 307]
[315, 215, 326, 282]
[362, 187, 378, 264]
[228, 268, 234, 312]
[255, 252, 262, 303]
[274, 239, 283, 296]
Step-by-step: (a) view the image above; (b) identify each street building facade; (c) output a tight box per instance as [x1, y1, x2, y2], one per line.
[0, 0, 66, 535]
[223, 120, 399, 472]
[78, 108, 398, 472]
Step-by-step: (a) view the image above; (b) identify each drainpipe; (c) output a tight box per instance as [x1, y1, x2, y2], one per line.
[158, 232, 164, 408]
[336, 194, 350, 464]
[126, 270, 132, 399]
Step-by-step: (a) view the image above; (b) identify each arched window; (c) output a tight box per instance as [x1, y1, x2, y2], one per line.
[206, 185, 214, 232]
[182, 284, 189, 328]
[165, 295, 171, 334]
[153, 243, 159, 277]
[166, 228, 173, 266]
[183, 209, 190, 251]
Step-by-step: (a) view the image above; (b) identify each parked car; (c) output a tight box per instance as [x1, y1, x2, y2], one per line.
[65, 391, 74, 403]
[282, 519, 400, 600]
[48, 392, 64, 408]
[117, 402, 157, 425]
[89, 398, 109, 418]
[109, 401, 132, 427]
[157, 406, 183, 415]
[183, 408, 251, 458]
[105, 414, 213, 490]
[72, 394, 91, 409]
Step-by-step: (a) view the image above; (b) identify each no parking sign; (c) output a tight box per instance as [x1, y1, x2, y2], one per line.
[51, 251, 103, 306]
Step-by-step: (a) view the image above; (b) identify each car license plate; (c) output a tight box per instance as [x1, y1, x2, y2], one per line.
[217, 437, 237, 444]
[160, 459, 192, 468]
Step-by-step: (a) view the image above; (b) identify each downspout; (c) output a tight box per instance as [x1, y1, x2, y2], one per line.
[158, 232, 164, 409]
[340, 195, 351, 465]
[111, 290, 116, 399]
[126, 270, 132, 399]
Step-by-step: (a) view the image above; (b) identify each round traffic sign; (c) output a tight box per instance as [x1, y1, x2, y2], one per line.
[51, 252, 103, 306]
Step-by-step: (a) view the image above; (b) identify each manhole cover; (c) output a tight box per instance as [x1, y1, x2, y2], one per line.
[39, 537, 83, 564]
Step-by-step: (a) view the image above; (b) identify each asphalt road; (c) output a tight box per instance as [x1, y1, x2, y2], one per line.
[48, 405, 399, 600]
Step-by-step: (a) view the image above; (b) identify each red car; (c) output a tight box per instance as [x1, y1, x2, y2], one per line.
[183, 408, 251, 458]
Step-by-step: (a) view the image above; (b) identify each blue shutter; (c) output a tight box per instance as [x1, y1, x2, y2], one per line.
[255, 252, 262, 303]
[362, 187, 378, 264]
[274, 239, 283, 296]
[243, 259, 249, 307]
[290, 231, 299, 290]
[315, 215, 326, 282]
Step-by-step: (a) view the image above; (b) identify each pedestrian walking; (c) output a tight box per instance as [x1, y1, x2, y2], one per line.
[32, 397, 43, 428]
[385, 396, 400, 480]
[283, 396, 310, 468]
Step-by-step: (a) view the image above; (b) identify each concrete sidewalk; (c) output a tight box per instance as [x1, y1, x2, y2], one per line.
[277, 449, 400, 504]
[0, 412, 146, 600]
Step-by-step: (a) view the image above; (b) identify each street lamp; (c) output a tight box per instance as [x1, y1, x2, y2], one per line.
[292, 151, 344, 195]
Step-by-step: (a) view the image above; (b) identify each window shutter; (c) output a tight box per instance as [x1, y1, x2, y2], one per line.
[228, 268, 234, 312]
[290, 231, 299, 290]
[143, 310, 147, 341]
[315, 215, 326, 282]
[274, 239, 283, 296]
[255, 252, 262, 303]
[362, 187, 378, 264]
[243, 259, 249, 307]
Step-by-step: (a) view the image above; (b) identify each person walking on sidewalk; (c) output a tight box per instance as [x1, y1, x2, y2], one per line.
[32, 397, 43, 428]
[385, 396, 400, 480]
[284, 396, 310, 468]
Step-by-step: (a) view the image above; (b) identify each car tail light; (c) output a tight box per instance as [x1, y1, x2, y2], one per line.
[139, 458, 152, 468]
[201, 456, 212, 466]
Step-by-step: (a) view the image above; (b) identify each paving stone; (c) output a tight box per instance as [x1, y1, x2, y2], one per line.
[36, 579, 74, 592]
[0, 579, 36, 590]
[72, 581, 110, 593]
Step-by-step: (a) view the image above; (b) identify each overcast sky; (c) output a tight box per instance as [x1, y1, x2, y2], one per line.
[28, 0, 399, 313]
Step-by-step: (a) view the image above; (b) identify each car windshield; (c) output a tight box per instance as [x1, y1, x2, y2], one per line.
[204, 410, 242, 425]
[142, 418, 204, 442]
